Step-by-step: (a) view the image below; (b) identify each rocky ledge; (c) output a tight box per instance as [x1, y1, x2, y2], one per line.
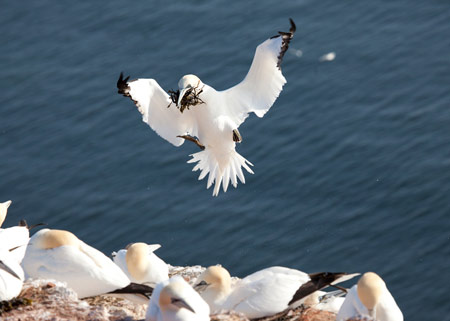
[0, 265, 361, 321]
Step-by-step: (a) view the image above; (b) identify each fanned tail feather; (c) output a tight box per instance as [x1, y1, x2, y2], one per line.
[188, 148, 254, 196]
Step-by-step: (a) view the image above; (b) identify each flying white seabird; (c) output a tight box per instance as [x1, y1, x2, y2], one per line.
[22, 228, 153, 300]
[336, 272, 403, 321]
[0, 247, 25, 301]
[194, 265, 358, 319]
[117, 19, 296, 196]
[112, 242, 169, 286]
[146, 276, 210, 321]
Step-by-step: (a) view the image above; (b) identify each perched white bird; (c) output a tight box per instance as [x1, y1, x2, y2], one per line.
[195, 265, 358, 319]
[0, 200, 30, 263]
[117, 19, 296, 196]
[112, 242, 169, 286]
[336, 272, 403, 321]
[22, 228, 152, 300]
[0, 247, 24, 301]
[146, 276, 210, 321]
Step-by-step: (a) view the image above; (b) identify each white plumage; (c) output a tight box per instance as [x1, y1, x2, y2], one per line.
[195, 265, 358, 319]
[336, 272, 403, 321]
[0, 200, 30, 263]
[112, 242, 169, 286]
[302, 290, 346, 313]
[0, 200, 11, 227]
[22, 228, 139, 299]
[146, 276, 210, 321]
[118, 19, 296, 196]
[0, 248, 24, 301]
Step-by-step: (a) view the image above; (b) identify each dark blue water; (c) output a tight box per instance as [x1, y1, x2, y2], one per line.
[1, 1, 449, 319]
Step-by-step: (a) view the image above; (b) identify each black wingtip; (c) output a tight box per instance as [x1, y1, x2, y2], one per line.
[274, 19, 297, 70]
[18, 220, 46, 230]
[289, 18, 296, 34]
[287, 272, 349, 306]
[108, 282, 153, 298]
[117, 72, 131, 95]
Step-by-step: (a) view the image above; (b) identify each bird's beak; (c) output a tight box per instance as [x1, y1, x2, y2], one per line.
[177, 86, 190, 107]
[0, 260, 21, 280]
[171, 298, 195, 313]
[194, 280, 209, 292]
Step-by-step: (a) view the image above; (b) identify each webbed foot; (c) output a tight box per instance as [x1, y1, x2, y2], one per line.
[177, 135, 205, 150]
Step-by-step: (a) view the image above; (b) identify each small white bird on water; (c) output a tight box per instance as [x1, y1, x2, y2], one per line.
[194, 265, 358, 319]
[117, 19, 296, 196]
[319, 51, 336, 62]
[112, 242, 169, 286]
[0, 200, 30, 263]
[22, 228, 153, 300]
[336, 272, 403, 321]
[146, 276, 210, 321]
[0, 247, 25, 301]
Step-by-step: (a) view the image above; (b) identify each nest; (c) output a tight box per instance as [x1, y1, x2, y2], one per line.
[168, 85, 205, 113]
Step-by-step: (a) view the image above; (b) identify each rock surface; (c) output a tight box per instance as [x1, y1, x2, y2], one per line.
[0, 265, 348, 321]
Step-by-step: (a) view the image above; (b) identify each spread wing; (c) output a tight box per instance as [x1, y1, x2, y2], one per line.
[117, 73, 197, 146]
[221, 19, 296, 127]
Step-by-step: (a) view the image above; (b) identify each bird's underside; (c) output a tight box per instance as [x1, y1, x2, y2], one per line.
[117, 19, 296, 196]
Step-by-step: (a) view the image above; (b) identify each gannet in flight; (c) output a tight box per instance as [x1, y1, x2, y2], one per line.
[112, 242, 169, 286]
[22, 228, 153, 301]
[146, 276, 210, 321]
[117, 19, 296, 196]
[0, 247, 24, 301]
[194, 265, 358, 319]
[336, 272, 403, 321]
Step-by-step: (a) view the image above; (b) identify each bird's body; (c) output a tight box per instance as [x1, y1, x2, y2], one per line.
[146, 276, 210, 321]
[118, 19, 296, 195]
[22, 229, 151, 299]
[336, 272, 403, 321]
[0, 248, 24, 301]
[0, 200, 29, 263]
[195, 265, 358, 319]
[0, 225, 29, 263]
[112, 242, 169, 286]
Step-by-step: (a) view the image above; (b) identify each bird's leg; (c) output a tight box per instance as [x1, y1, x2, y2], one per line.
[232, 129, 242, 143]
[177, 135, 205, 150]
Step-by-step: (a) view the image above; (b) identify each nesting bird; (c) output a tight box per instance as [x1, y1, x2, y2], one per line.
[22, 228, 152, 300]
[336, 272, 403, 321]
[195, 265, 358, 319]
[117, 19, 296, 196]
[146, 276, 210, 321]
[112, 242, 169, 286]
